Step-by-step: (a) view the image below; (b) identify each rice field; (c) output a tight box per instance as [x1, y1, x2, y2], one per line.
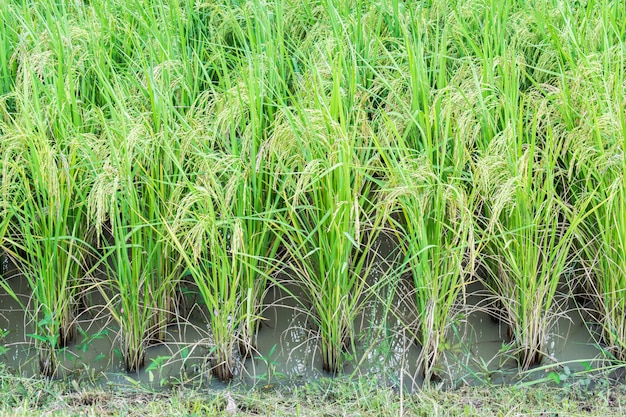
[0, 0, 625, 387]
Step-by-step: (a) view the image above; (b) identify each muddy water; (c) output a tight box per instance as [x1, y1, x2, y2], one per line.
[0, 254, 607, 391]
[443, 287, 601, 386]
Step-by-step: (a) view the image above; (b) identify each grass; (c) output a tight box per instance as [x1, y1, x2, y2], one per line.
[1, 361, 626, 417]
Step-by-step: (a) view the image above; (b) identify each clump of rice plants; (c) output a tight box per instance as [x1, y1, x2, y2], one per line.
[206, 71, 287, 359]
[563, 51, 626, 361]
[88, 159, 152, 372]
[87, 122, 185, 372]
[167, 152, 254, 381]
[538, 8, 626, 359]
[265, 2, 405, 373]
[476, 99, 576, 370]
[0, 19, 94, 373]
[367, 10, 478, 380]
[581, 183, 626, 359]
[386, 157, 473, 381]
[273, 104, 389, 374]
[580, 178, 626, 361]
[79, 0, 201, 367]
[0, 129, 88, 377]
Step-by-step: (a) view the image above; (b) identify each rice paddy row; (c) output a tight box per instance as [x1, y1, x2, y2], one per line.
[0, 0, 625, 385]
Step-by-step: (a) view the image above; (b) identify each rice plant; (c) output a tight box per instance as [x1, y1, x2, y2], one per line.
[476, 97, 576, 370]
[0, 128, 88, 377]
[166, 152, 253, 381]
[272, 6, 396, 374]
[86, 120, 186, 372]
[205, 33, 289, 358]
[84, 53, 190, 368]
[0, 10, 95, 373]
[272, 103, 389, 375]
[581, 179, 626, 361]
[384, 156, 473, 381]
[562, 42, 626, 361]
[76, 0, 202, 369]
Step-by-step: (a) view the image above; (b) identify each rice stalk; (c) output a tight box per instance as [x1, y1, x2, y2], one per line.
[386, 156, 473, 382]
[273, 101, 388, 374]
[166, 152, 251, 381]
[562, 39, 626, 361]
[204, 0, 292, 357]
[476, 95, 576, 370]
[0, 128, 87, 377]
